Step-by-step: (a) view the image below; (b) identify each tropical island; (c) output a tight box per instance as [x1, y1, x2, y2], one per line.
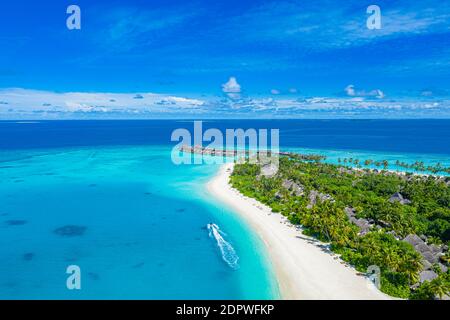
[226, 154, 450, 299]
[183, 144, 450, 299]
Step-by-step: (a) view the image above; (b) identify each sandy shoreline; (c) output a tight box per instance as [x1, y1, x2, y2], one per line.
[207, 163, 392, 300]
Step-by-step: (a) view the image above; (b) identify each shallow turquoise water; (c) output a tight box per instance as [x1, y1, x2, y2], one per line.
[1, 120, 448, 299]
[0, 146, 279, 299]
[286, 147, 450, 175]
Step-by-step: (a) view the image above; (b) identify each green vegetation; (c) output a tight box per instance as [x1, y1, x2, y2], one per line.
[230, 156, 450, 299]
[337, 157, 450, 175]
[284, 152, 326, 162]
[410, 273, 450, 300]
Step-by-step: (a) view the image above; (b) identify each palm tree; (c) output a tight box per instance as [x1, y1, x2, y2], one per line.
[386, 248, 400, 270]
[401, 253, 422, 284]
[429, 278, 450, 299]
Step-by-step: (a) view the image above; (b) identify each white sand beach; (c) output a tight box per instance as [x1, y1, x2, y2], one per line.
[207, 163, 393, 300]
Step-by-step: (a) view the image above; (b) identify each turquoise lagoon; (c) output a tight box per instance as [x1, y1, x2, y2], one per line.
[0, 119, 449, 299]
[3, 145, 449, 299]
[0, 146, 279, 299]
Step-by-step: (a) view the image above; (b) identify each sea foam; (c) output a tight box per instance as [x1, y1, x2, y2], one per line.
[207, 223, 239, 269]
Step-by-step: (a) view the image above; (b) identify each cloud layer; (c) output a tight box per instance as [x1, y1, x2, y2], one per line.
[345, 85, 385, 99]
[222, 77, 242, 99]
[0, 88, 205, 119]
[1, 87, 449, 119]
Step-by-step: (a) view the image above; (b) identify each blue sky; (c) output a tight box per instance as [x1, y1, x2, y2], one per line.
[0, 0, 449, 118]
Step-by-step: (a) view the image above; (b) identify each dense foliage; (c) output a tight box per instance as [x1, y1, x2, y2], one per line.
[336, 157, 450, 175]
[230, 157, 450, 299]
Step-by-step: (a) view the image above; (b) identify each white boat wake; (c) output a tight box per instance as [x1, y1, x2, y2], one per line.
[207, 223, 239, 269]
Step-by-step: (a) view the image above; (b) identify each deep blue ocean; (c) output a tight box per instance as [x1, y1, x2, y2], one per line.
[0, 120, 449, 299]
[1, 120, 449, 154]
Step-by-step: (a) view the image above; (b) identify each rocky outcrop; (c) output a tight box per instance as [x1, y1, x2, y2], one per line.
[419, 270, 438, 283]
[386, 230, 399, 238]
[403, 234, 444, 268]
[438, 263, 448, 273]
[389, 192, 412, 205]
[338, 167, 354, 175]
[345, 207, 372, 236]
[344, 206, 356, 217]
[260, 163, 278, 178]
[281, 179, 304, 196]
[307, 190, 334, 209]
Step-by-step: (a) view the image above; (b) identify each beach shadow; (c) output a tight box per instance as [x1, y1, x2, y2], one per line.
[5, 219, 27, 226]
[23, 253, 34, 261]
[296, 235, 332, 253]
[88, 272, 100, 281]
[53, 225, 87, 237]
[2, 281, 19, 288]
[132, 262, 145, 269]
[296, 234, 319, 244]
[124, 241, 139, 247]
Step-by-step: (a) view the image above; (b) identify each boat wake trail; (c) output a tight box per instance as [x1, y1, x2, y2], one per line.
[207, 223, 239, 269]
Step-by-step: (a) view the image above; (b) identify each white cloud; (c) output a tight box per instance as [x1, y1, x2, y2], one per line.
[100, 7, 201, 53]
[210, 94, 450, 118]
[222, 77, 241, 93]
[345, 85, 356, 96]
[0, 88, 205, 118]
[226, 2, 450, 51]
[270, 89, 281, 95]
[344, 85, 385, 99]
[222, 77, 242, 100]
[373, 89, 385, 99]
[1, 88, 449, 119]
[421, 90, 433, 97]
